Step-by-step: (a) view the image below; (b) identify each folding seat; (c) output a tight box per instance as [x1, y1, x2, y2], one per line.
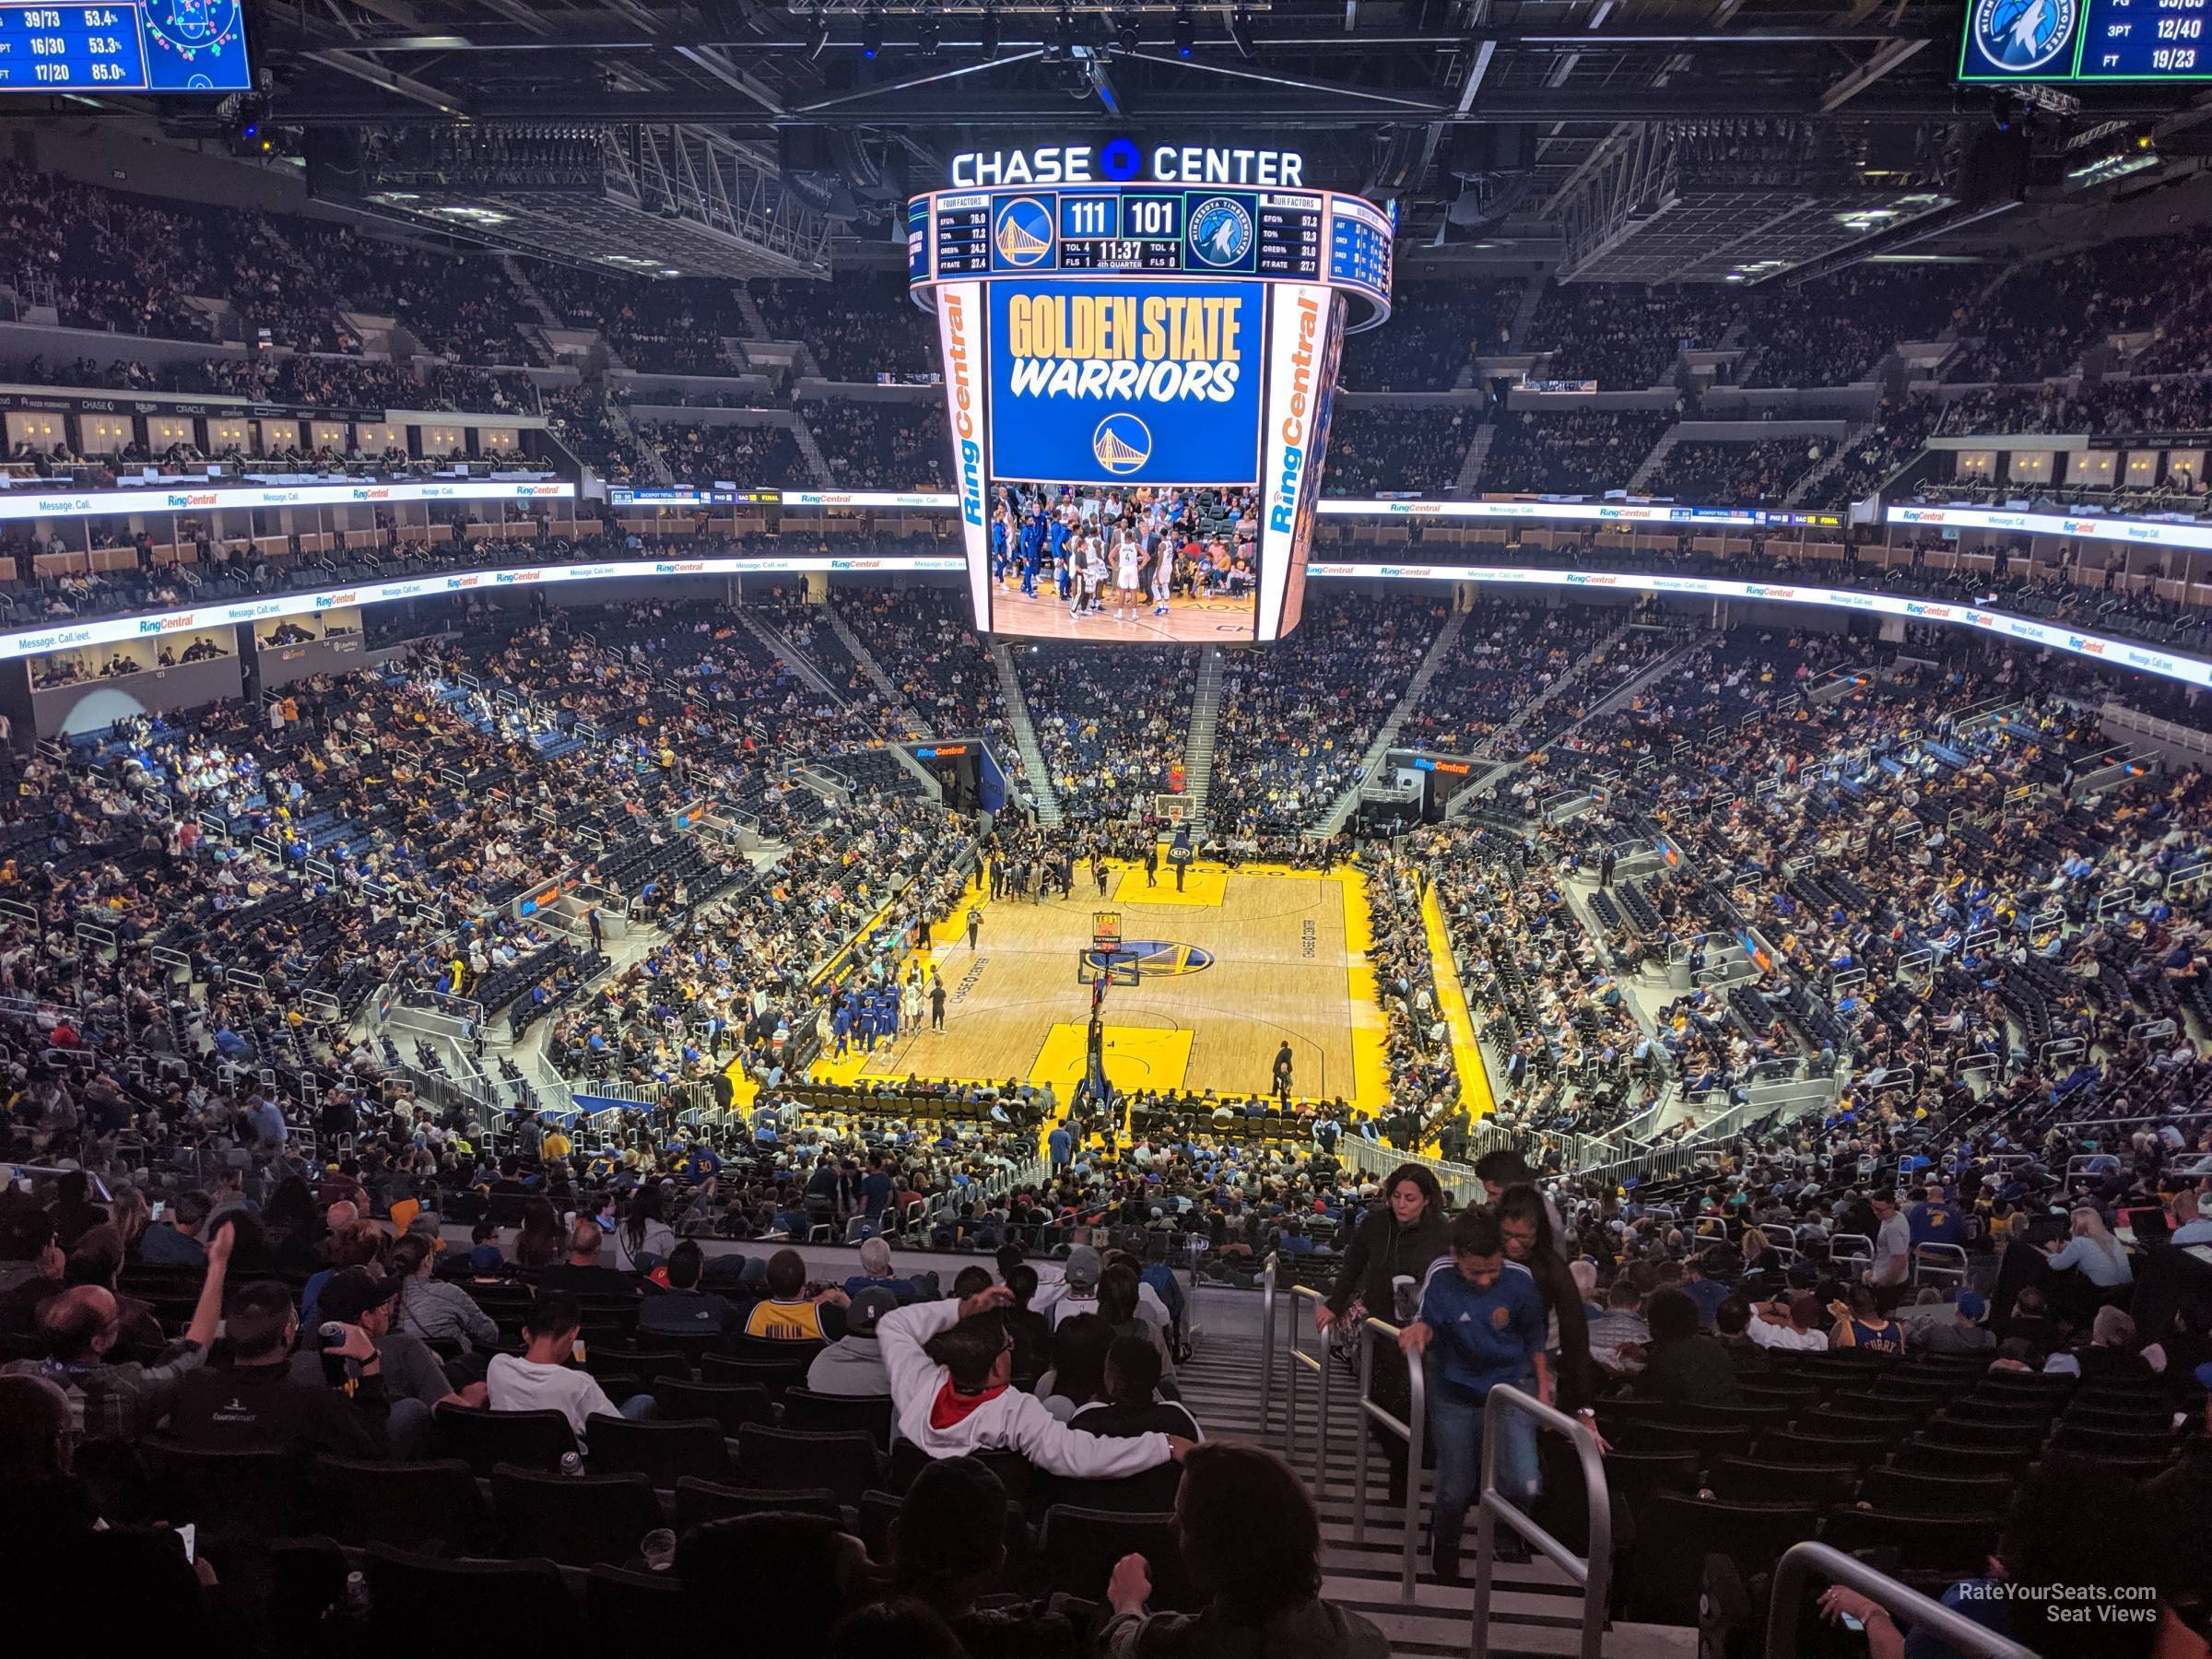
[1706, 1456, 1857, 1508]
[1918, 1415, 2048, 1453]
[780, 1387, 895, 1446]
[1620, 1494, 1820, 1626]
[675, 1477, 847, 1533]
[1757, 1429, 1891, 1467]
[653, 1378, 778, 1434]
[308, 1455, 494, 1554]
[1856, 1466, 2013, 1513]
[701, 1353, 810, 1400]
[139, 1441, 305, 1539]
[586, 1416, 735, 1487]
[432, 1403, 579, 1475]
[1624, 1420, 1754, 1463]
[491, 1464, 666, 1570]
[2048, 1423, 2179, 1458]
[1040, 1505, 1198, 1610]
[1820, 1506, 2002, 1574]
[735, 1425, 884, 1507]
[363, 1544, 577, 1648]
[583, 1564, 711, 1646]
[1895, 1438, 2037, 1476]
[730, 1334, 829, 1369]
[1597, 1449, 1701, 1517]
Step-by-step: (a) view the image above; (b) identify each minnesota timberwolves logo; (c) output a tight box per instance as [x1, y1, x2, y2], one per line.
[1971, 0, 2077, 72]
[1187, 197, 1254, 268]
[1081, 940, 1214, 978]
[993, 196, 1054, 266]
[1092, 413, 1152, 477]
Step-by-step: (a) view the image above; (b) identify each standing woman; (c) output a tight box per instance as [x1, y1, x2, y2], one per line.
[1317, 1163, 1450, 1507]
[613, 1182, 675, 1273]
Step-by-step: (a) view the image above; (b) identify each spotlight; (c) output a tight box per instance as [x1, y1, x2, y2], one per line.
[1172, 7, 1194, 55]
[860, 8, 883, 58]
[917, 16, 941, 53]
[1228, 7, 1255, 57]
[1115, 14, 1140, 53]
[978, 7, 1000, 56]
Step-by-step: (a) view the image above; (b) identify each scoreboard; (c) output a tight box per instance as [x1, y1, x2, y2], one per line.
[910, 172, 1390, 644]
[1959, 0, 2212, 81]
[910, 182, 1393, 329]
[0, 0, 251, 92]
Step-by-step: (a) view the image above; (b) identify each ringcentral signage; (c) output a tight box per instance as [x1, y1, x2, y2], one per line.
[947, 142, 1308, 189]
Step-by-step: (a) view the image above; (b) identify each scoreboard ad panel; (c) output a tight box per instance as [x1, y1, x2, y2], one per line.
[910, 142, 1392, 645]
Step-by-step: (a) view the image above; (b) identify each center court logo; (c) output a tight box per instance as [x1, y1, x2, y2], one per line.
[1081, 940, 1214, 978]
[1187, 197, 1253, 267]
[1092, 412, 1152, 476]
[1971, 0, 2076, 72]
[994, 197, 1054, 266]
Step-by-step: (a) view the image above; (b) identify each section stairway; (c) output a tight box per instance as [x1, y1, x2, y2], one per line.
[992, 641, 1061, 825]
[1181, 645, 1228, 823]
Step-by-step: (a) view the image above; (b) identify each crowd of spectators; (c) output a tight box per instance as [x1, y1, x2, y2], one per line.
[1643, 436, 1827, 506]
[1480, 408, 1672, 494]
[1740, 265, 1974, 387]
[638, 418, 805, 489]
[1524, 284, 1735, 387]
[805, 400, 950, 491]
[835, 587, 1025, 777]
[526, 265, 750, 376]
[1803, 395, 1937, 509]
[1019, 644, 1195, 821]
[1322, 405, 1479, 496]
[1206, 594, 1444, 837]
[754, 270, 939, 384]
[1336, 277, 1524, 392]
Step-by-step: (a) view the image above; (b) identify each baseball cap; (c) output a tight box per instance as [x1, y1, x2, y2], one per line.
[469, 1243, 506, 1276]
[847, 1287, 900, 1335]
[1955, 1290, 1989, 1322]
[1064, 1245, 1103, 1288]
[319, 1267, 403, 1324]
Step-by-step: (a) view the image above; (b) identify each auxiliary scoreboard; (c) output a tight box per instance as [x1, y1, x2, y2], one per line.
[908, 175, 1394, 643]
[0, 0, 252, 91]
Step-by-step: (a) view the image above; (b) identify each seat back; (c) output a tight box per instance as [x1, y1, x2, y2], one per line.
[675, 1477, 848, 1532]
[1756, 1429, 1890, 1467]
[1041, 1505, 1199, 1610]
[653, 1377, 777, 1434]
[308, 1456, 492, 1554]
[780, 1388, 895, 1446]
[583, 1564, 712, 1646]
[1855, 1465, 2014, 1513]
[140, 1441, 305, 1537]
[735, 1425, 884, 1506]
[432, 1404, 579, 1476]
[364, 1543, 575, 1647]
[491, 1463, 666, 1569]
[1820, 1505, 2002, 1572]
[701, 1354, 810, 1399]
[1622, 1494, 1819, 1625]
[1706, 1457, 1856, 1508]
[585, 1416, 734, 1487]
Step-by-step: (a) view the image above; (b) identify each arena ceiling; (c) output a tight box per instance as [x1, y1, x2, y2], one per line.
[119, 0, 2212, 278]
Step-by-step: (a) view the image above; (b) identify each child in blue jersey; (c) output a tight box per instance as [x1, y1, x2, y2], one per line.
[1398, 1207, 1549, 1582]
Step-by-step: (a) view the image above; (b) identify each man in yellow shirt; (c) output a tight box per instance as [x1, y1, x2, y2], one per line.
[742, 1249, 850, 1341]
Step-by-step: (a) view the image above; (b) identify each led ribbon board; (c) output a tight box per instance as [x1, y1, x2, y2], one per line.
[908, 178, 1393, 641]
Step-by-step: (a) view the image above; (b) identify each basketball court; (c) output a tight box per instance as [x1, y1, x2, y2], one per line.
[806, 856, 1392, 1111]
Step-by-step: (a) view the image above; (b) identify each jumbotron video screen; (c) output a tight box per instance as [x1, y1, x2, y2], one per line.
[909, 140, 1392, 644]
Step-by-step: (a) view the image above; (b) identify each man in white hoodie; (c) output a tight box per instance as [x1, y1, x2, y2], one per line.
[879, 1285, 1193, 1478]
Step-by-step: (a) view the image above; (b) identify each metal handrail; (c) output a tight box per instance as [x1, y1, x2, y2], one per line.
[1470, 1384, 1612, 1659]
[1282, 1283, 1331, 1490]
[1258, 1252, 1279, 1437]
[1351, 1314, 1426, 1602]
[1765, 1541, 2037, 1659]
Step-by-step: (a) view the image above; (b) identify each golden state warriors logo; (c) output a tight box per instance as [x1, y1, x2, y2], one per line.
[993, 196, 1054, 266]
[1080, 940, 1214, 978]
[1091, 412, 1152, 476]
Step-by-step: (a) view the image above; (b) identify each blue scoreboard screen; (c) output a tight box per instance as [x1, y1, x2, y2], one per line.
[0, 0, 252, 92]
[1959, 0, 2212, 81]
[911, 164, 1389, 644]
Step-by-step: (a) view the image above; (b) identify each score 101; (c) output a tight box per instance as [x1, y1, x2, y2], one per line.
[1057, 194, 1182, 241]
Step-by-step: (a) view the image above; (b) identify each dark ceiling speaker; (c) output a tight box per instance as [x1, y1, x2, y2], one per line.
[304, 127, 365, 201]
[1447, 124, 1533, 181]
[778, 126, 837, 176]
